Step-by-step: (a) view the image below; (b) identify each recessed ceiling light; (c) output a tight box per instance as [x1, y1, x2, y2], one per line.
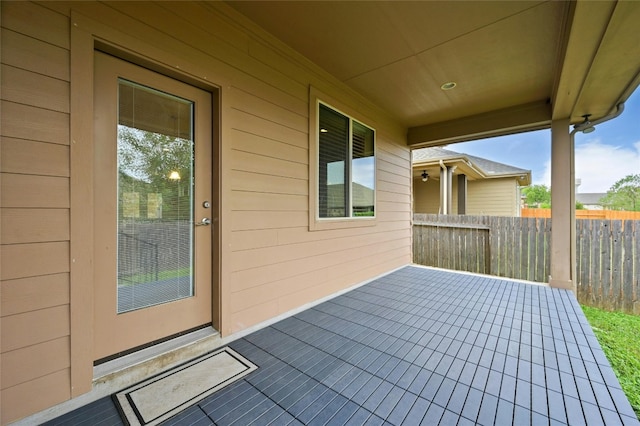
[441, 82, 457, 90]
[320, 128, 328, 133]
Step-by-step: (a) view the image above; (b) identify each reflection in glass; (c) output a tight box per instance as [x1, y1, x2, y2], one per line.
[116, 79, 194, 313]
[318, 104, 349, 217]
[352, 121, 375, 216]
[318, 103, 375, 218]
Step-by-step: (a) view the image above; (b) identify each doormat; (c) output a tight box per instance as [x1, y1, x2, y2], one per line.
[114, 347, 258, 425]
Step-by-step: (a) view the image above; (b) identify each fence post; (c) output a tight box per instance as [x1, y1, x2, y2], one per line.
[622, 220, 634, 313]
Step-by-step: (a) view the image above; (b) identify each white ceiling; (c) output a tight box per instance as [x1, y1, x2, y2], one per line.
[227, 1, 640, 146]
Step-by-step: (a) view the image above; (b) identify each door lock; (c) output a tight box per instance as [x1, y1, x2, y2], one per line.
[202, 201, 211, 208]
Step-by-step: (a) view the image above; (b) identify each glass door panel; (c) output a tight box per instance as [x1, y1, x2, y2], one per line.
[117, 80, 195, 313]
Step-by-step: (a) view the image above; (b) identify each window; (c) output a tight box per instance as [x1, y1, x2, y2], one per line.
[317, 103, 375, 219]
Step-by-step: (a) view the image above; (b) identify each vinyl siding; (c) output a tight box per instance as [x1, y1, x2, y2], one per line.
[1, 2, 73, 422]
[413, 178, 442, 214]
[467, 178, 519, 216]
[0, 1, 411, 422]
[413, 176, 520, 216]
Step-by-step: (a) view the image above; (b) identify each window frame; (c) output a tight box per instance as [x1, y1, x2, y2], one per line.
[309, 87, 377, 231]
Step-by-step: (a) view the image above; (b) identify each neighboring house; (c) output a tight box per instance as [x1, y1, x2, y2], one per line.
[325, 183, 375, 217]
[413, 147, 531, 216]
[576, 192, 608, 210]
[1, 1, 639, 424]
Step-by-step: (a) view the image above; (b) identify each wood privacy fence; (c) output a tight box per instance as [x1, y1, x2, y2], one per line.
[413, 213, 640, 314]
[522, 208, 640, 221]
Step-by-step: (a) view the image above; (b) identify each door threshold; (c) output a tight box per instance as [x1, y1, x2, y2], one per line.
[93, 327, 221, 394]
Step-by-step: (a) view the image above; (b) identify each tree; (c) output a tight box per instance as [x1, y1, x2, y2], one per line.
[522, 184, 551, 208]
[601, 174, 640, 211]
[118, 126, 193, 220]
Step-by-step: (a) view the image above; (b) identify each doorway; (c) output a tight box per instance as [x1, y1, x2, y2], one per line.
[93, 52, 215, 360]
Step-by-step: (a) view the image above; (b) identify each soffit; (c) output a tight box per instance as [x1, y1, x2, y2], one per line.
[227, 1, 640, 144]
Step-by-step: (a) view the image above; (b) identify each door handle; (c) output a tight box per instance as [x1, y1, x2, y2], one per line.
[195, 217, 211, 226]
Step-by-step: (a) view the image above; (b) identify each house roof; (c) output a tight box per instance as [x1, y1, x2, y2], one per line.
[412, 147, 531, 185]
[576, 193, 607, 206]
[327, 183, 374, 209]
[225, 1, 640, 147]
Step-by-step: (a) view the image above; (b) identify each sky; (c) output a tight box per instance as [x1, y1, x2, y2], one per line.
[451, 89, 640, 194]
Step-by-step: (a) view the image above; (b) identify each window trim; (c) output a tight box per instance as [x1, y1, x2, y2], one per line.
[309, 86, 377, 231]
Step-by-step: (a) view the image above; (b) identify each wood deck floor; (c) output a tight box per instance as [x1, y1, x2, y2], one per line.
[46, 266, 639, 425]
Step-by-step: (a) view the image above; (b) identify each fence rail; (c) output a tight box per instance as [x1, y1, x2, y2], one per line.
[413, 213, 640, 314]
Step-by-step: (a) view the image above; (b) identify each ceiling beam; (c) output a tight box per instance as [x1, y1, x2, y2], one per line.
[551, 1, 617, 122]
[407, 100, 551, 147]
[569, 1, 640, 121]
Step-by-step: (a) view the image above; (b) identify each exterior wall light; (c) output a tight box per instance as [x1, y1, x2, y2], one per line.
[421, 171, 429, 182]
[574, 114, 596, 134]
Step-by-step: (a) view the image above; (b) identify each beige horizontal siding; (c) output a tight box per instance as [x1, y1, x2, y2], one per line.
[1, 174, 69, 208]
[1, 242, 70, 282]
[273, 219, 409, 246]
[1, 3, 73, 422]
[378, 189, 413, 204]
[1, 28, 69, 81]
[231, 129, 308, 164]
[230, 227, 410, 294]
[230, 245, 410, 330]
[378, 200, 412, 213]
[1, 305, 69, 353]
[229, 109, 308, 149]
[378, 179, 411, 196]
[1, 273, 70, 317]
[229, 170, 307, 196]
[1, 369, 71, 424]
[1, 101, 69, 144]
[467, 179, 519, 216]
[2, 337, 70, 389]
[1, 209, 69, 244]
[229, 87, 308, 132]
[413, 176, 520, 216]
[1, 1, 412, 421]
[1, 65, 69, 113]
[1, 1, 70, 49]
[229, 228, 411, 273]
[1, 138, 70, 176]
[230, 149, 307, 179]
[231, 192, 308, 212]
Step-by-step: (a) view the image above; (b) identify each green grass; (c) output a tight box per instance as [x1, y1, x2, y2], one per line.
[118, 267, 191, 286]
[581, 305, 640, 418]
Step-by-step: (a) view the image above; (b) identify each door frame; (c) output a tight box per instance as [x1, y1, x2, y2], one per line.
[70, 12, 222, 395]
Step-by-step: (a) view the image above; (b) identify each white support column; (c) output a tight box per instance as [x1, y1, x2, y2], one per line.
[440, 165, 448, 214]
[549, 119, 576, 291]
[446, 166, 455, 214]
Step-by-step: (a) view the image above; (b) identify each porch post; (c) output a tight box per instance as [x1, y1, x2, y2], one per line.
[440, 165, 448, 214]
[549, 119, 575, 291]
[446, 166, 456, 214]
[458, 174, 467, 215]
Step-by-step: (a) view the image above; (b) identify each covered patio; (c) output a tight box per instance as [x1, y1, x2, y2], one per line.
[46, 266, 638, 425]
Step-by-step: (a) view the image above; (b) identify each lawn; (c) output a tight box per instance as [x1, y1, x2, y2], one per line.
[118, 267, 191, 287]
[581, 305, 640, 419]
